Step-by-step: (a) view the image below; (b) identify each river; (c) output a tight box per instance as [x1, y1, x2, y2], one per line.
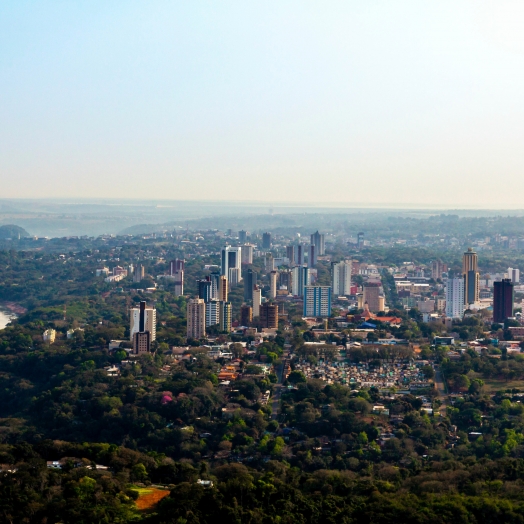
[0, 309, 15, 330]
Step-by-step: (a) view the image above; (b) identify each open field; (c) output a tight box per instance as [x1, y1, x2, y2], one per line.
[131, 486, 170, 511]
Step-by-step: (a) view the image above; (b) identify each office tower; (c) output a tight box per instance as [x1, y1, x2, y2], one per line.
[431, 260, 446, 280]
[205, 299, 220, 327]
[262, 232, 271, 250]
[269, 271, 278, 299]
[131, 301, 155, 354]
[221, 246, 242, 285]
[170, 259, 185, 275]
[463, 247, 480, 305]
[244, 269, 257, 301]
[279, 269, 292, 291]
[291, 266, 310, 297]
[218, 276, 228, 302]
[260, 303, 279, 329]
[508, 267, 520, 284]
[445, 278, 465, 318]
[253, 286, 261, 317]
[362, 283, 384, 312]
[332, 260, 352, 296]
[130, 302, 156, 342]
[219, 301, 232, 333]
[241, 244, 254, 264]
[238, 230, 247, 243]
[209, 271, 220, 299]
[187, 298, 206, 339]
[133, 264, 145, 283]
[303, 286, 332, 317]
[265, 253, 274, 272]
[357, 232, 364, 250]
[198, 278, 212, 302]
[310, 231, 325, 256]
[493, 279, 514, 323]
[286, 245, 296, 266]
[308, 244, 316, 268]
[241, 304, 253, 325]
[296, 244, 305, 266]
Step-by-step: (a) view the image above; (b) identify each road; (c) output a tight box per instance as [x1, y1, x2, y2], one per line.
[434, 367, 449, 417]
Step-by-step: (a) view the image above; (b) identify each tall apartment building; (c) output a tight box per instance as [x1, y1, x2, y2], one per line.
[303, 286, 332, 317]
[218, 276, 228, 302]
[291, 266, 310, 297]
[357, 232, 364, 250]
[133, 264, 145, 283]
[209, 271, 220, 299]
[187, 298, 206, 340]
[130, 302, 156, 342]
[205, 299, 220, 327]
[310, 231, 325, 256]
[507, 267, 520, 284]
[170, 259, 184, 296]
[198, 278, 212, 302]
[262, 232, 271, 249]
[241, 244, 254, 264]
[463, 248, 480, 306]
[240, 305, 253, 325]
[269, 271, 278, 299]
[219, 301, 232, 333]
[308, 244, 316, 268]
[431, 259, 447, 280]
[221, 246, 242, 285]
[296, 244, 305, 266]
[170, 259, 184, 275]
[362, 283, 384, 313]
[332, 260, 352, 296]
[493, 279, 514, 323]
[260, 303, 279, 329]
[253, 286, 261, 317]
[446, 278, 465, 319]
[286, 245, 296, 266]
[131, 301, 156, 354]
[279, 269, 292, 292]
[244, 269, 257, 301]
[238, 230, 247, 243]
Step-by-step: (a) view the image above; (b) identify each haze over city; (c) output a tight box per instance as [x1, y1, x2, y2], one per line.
[2, 1, 524, 207]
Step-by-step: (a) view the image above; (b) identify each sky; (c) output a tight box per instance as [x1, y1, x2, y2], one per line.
[1, 1, 524, 208]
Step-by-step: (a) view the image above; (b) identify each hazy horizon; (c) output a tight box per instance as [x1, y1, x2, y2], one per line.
[2, 1, 524, 206]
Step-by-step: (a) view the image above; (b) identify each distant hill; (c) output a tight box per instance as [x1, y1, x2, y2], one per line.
[0, 224, 30, 239]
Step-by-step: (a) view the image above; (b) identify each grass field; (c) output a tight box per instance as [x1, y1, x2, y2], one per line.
[131, 486, 170, 511]
[467, 371, 524, 393]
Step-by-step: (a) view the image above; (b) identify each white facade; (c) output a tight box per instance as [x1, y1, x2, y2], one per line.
[187, 298, 206, 339]
[269, 271, 278, 299]
[446, 278, 465, 319]
[241, 244, 254, 264]
[253, 287, 261, 317]
[508, 267, 520, 284]
[130, 306, 157, 341]
[205, 300, 220, 327]
[332, 260, 352, 296]
[221, 246, 242, 284]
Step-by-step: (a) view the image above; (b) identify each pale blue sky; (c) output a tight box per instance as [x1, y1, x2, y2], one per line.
[1, 1, 524, 207]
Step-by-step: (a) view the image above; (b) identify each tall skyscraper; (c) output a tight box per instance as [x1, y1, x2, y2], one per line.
[286, 245, 296, 266]
[218, 276, 228, 302]
[205, 299, 220, 327]
[291, 266, 310, 297]
[131, 301, 155, 354]
[310, 231, 325, 256]
[170, 259, 184, 296]
[308, 244, 316, 268]
[265, 253, 274, 272]
[262, 232, 271, 250]
[133, 264, 145, 283]
[446, 278, 465, 319]
[130, 302, 156, 342]
[357, 232, 364, 250]
[187, 298, 206, 340]
[244, 268, 257, 301]
[253, 286, 261, 317]
[241, 244, 254, 264]
[170, 259, 185, 275]
[493, 279, 514, 323]
[296, 244, 305, 266]
[238, 230, 248, 244]
[362, 283, 384, 312]
[198, 278, 212, 302]
[508, 267, 520, 284]
[219, 301, 232, 333]
[332, 260, 352, 296]
[431, 260, 447, 280]
[240, 304, 253, 325]
[269, 271, 278, 299]
[279, 269, 292, 292]
[209, 271, 220, 299]
[463, 248, 480, 306]
[221, 246, 242, 285]
[303, 286, 332, 317]
[260, 303, 279, 329]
